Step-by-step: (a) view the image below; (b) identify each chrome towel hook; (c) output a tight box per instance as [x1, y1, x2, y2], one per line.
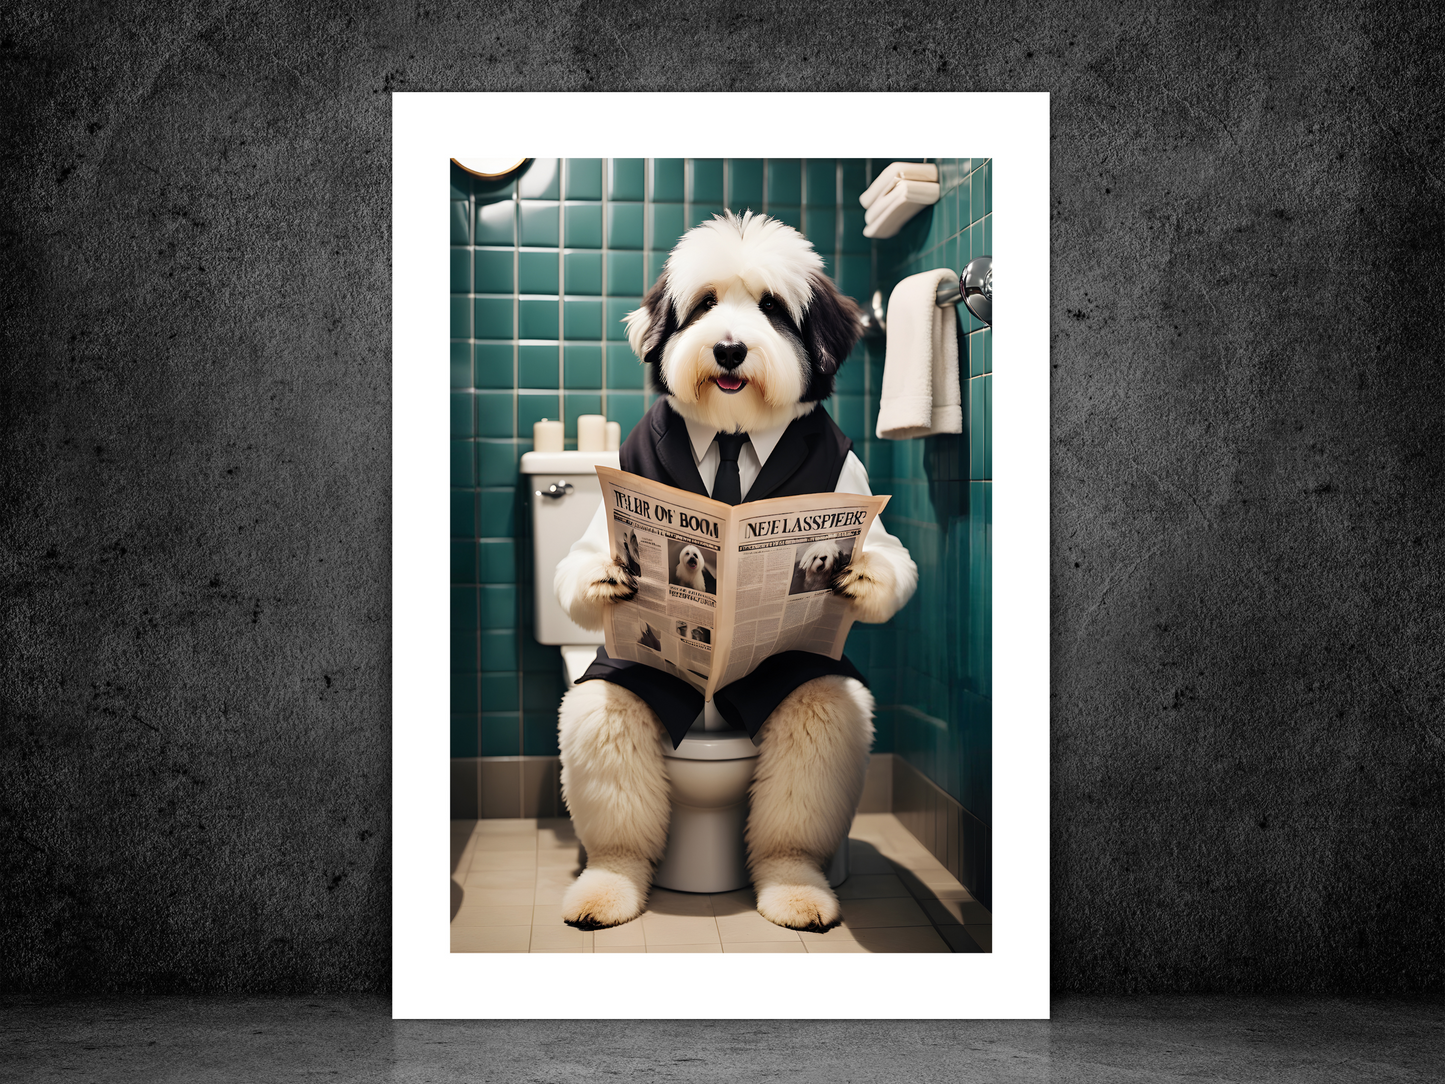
[858, 256, 992, 337]
[962, 256, 992, 326]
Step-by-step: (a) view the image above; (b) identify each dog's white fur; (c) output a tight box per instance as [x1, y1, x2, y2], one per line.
[556, 212, 914, 932]
[625, 212, 822, 435]
[558, 681, 672, 929]
[674, 544, 707, 591]
[798, 539, 842, 592]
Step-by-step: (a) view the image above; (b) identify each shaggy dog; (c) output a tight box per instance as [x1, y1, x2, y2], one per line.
[553, 211, 918, 933]
[798, 539, 842, 593]
[673, 544, 707, 591]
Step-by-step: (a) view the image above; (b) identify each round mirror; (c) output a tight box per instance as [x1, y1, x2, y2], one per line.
[451, 158, 530, 179]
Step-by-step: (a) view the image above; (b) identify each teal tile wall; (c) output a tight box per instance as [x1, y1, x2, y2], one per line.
[869, 160, 993, 844]
[451, 158, 877, 762]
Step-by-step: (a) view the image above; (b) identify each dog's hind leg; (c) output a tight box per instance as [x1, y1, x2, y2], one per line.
[746, 676, 875, 931]
[558, 680, 673, 929]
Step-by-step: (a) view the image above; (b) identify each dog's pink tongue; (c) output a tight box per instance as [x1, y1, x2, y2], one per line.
[715, 374, 745, 391]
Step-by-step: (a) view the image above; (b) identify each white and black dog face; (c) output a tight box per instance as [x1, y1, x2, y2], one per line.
[798, 539, 842, 591]
[625, 211, 863, 434]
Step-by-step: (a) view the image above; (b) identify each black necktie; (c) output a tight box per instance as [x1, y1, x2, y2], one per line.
[712, 432, 750, 505]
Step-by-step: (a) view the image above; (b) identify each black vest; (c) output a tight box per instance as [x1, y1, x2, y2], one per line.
[578, 400, 866, 747]
[620, 397, 855, 503]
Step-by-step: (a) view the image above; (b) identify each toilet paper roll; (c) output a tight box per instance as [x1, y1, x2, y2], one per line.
[605, 421, 621, 451]
[576, 414, 606, 452]
[532, 418, 563, 453]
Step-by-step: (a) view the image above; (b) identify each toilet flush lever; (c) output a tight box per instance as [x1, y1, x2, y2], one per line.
[536, 480, 574, 500]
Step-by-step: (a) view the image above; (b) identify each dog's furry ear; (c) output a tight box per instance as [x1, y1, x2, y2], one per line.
[799, 273, 863, 401]
[625, 273, 678, 366]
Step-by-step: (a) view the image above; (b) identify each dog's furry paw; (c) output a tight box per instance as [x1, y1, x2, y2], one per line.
[755, 881, 842, 933]
[584, 560, 638, 604]
[561, 867, 647, 930]
[830, 550, 898, 624]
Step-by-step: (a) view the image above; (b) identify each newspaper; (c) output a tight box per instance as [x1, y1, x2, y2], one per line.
[595, 465, 890, 700]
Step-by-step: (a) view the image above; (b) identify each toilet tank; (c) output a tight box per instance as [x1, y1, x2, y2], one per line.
[521, 449, 620, 646]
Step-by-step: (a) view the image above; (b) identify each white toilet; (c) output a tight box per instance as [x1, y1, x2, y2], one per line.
[523, 449, 845, 894]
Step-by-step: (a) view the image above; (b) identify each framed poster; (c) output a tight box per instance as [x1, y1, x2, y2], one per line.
[393, 92, 1048, 1018]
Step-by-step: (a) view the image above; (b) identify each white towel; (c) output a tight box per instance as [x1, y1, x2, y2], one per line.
[876, 269, 962, 440]
[862, 180, 940, 238]
[859, 162, 939, 210]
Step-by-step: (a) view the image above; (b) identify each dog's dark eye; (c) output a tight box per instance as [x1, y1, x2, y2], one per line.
[759, 294, 776, 313]
[701, 293, 716, 310]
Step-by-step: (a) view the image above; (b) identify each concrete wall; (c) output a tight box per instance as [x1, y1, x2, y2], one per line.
[2, 2, 1442, 993]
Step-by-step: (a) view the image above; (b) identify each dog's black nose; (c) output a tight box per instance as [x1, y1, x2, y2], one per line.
[713, 341, 747, 370]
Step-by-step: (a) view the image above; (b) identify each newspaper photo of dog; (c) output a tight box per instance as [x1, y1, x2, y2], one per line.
[788, 538, 855, 595]
[666, 539, 717, 594]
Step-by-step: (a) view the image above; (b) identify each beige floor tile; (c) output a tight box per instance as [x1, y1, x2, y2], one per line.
[530, 925, 593, 951]
[844, 850, 896, 875]
[716, 912, 804, 944]
[456, 887, 535, 908]
[803, 940, 870, 953]
[449, 905, 534, 928]
[841, 897, 931, 928]
[461, 868, 536, 891]
[535, 847, 583, 869]
[849, 813, 896, 831]
[592, 918, 645, 947]
[533, 876, 579, 904]
[905, 879, 973, 903]
[836, 874, 910, 899]
[649, 943, 721, 953]
[451, 926, 531, 952]
[939, 925, 984, 953]
[537, 823, 579, 847]
[596, 945, 646, 953]
[474, 832, 538, 852]
[471, 832, 537, 853]
[963, 925, 991, 951]
[920, 898, 992, 926]
[707, 889, 757, 917]
[475, 818, 537, 833]
[641, 914, 720, 946]
[645, 889, 714, 916]
[849, 926, 951, 953]
[469, 849, 538, 871]
[531, 903, 575, 927]
[882, 847, 945, 871]
[723, 941, 807, 953]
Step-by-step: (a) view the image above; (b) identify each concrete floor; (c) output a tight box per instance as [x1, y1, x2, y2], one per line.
[2, 996, 1439, 1081]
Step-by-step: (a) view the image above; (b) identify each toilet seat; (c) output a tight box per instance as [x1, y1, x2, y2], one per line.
[665, 726, 759, 761]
